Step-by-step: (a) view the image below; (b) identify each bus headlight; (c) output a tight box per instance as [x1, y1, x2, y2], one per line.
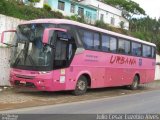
[38, 71, 50, 74]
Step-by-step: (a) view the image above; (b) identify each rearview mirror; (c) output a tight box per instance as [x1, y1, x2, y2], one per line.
[1, 30, 16, 46]
[43, 28, 67, 44]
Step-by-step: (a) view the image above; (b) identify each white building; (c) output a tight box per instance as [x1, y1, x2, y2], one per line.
[79, 0, 129, 30]
[34, 0, 45, 8]
[23, 0, 129, 30]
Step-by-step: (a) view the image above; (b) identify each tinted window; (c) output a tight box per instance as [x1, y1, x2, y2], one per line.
[110, 37, 117, 53]
[118, 39, 130, 54]
[83, 31, 93, 49]
[143, 45, 151, 58]
[132, 42, 142, 56]
[79, 29, 101, 50]
[93, 33, 100, 50]
[102, 35, 110, 51]
[102, 35, 117, 52]
[152, 47, 156, 58]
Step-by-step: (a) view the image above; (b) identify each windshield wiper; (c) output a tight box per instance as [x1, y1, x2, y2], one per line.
[28, 55, 35, 67]
[14, 50, 24, 66]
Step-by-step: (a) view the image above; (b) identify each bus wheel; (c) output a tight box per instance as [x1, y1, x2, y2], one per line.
[72, 76, 88, 96]
[130, 75, 139, 90]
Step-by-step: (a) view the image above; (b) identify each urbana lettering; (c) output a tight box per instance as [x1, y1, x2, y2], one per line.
[110, 55, 136, 65]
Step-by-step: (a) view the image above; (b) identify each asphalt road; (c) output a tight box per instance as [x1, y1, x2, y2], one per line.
[1, 90, 160, 120]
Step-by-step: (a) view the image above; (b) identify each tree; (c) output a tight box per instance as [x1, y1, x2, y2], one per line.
[129, 16, 160, 53]
[103, 0, 145, 19]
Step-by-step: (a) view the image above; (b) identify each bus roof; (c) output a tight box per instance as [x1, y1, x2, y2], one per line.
[21, 19, 156, 47]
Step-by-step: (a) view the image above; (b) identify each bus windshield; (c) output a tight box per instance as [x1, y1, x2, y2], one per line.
[11, 23, 54, 70]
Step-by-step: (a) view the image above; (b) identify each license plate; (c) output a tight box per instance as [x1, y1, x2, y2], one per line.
[20, 81, 26, 84]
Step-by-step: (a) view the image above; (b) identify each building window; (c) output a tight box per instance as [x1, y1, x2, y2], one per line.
[70, 4, 75, 13]
[86, 11, 92, 23]
[58, 1, 65, 11]
[106, 12, 108, 15]
[78, 7, 84, 17]
[111, 17, 115, 25]
[86, 11, 92, 18]
[100, 14, 104, 21]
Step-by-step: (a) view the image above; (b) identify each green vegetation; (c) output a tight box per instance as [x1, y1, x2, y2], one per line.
[66, 15, 86, 23]
[103, 0, 145, 19]
[43, 4, 52, 11]
[130, 17, 160, 53]
[0, 0, 64, 20]
[0, 0, 160, 53]
[95, 20, 130, 36]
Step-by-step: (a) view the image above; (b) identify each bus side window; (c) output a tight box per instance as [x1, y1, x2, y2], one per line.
[79, 29, 101, 50]
[110, 37, 117, 53]
[118, 39, 131, 55]
[143, 45, 152, 58]
[83, 31, 93, 49]
[132, 42, 142, 57]
[151, 47, 156, 58]
[102, 34, 110, 51]
[93, 33, 100, 50]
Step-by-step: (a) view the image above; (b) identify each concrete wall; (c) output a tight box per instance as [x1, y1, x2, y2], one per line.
[0, 14, 24, 86]
[155, 55, 160, 80]
[0, 48, 11, 86]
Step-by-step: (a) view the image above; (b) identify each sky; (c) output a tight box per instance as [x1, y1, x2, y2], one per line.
[131, 0, 160, 19]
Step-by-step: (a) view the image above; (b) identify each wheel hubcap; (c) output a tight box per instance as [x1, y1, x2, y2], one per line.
[78, 81, 86, 90]
[133, 80, 138, 88]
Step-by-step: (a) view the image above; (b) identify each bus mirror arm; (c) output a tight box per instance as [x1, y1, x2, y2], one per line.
[42, 28, 67, 45]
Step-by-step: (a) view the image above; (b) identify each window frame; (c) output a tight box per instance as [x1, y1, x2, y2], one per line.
[131, 41, 142, 57]
[58, 0, 65, 11]
[70, 4, 75, 13]
[142, 44, 152, 58]
[78, 7, 84, 17]
[118, 38, 131, 55]
[111, 17, 115, 25]
[78, 28, 101, 51]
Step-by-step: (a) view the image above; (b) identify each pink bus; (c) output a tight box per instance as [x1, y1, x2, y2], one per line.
[1, 19, 156, 95]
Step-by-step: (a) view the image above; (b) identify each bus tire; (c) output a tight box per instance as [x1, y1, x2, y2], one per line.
[130, 75, 139, 90]
[72, 76, 88, 96]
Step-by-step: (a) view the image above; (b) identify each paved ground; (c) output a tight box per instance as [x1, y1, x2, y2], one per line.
[1, 89, 160, 120]
[1, 89, 160, 114]
[0, 81, 160, 111]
